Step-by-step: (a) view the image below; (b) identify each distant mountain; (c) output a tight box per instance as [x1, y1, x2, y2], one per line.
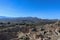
[0, 16, 39, 22]
[0, 16, 7, 18]
[0, 16, 59, 24]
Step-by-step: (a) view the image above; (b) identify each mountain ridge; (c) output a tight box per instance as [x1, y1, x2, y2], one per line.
[0, 16, 59, 23]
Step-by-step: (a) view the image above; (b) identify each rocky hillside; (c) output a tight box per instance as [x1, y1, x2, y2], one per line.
[0, 17, 60, 40]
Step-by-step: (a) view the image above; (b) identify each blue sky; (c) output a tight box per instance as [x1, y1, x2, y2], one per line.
[0, 0, 60, 19]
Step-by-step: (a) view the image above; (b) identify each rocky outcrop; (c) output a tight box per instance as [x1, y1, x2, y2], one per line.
[0, 21, 60, 40]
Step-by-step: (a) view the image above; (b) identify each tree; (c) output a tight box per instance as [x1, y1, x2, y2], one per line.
[7, 22, 10, 24]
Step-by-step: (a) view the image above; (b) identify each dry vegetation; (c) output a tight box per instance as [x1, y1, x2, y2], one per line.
[0, 20, 60, 40]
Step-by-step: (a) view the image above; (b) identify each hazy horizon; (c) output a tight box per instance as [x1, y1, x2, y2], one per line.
[0, 0, 60, 19]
